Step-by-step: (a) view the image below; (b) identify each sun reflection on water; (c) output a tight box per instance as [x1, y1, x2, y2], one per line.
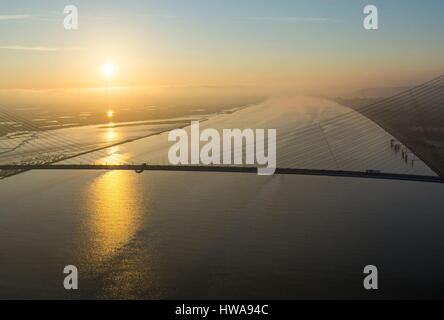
[95, 127, 129, 165]
[104, 127, 119, 142]
[85, 171, 142, 264]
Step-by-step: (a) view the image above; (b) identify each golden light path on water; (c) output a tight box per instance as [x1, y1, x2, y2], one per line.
[0, 96, 443, 299]
[104, 125, 118, 142]
[83, 124, 142, 267]
[84, 170, 143, 266]
[97, 126, 131, 165]
[63, 96, 436, 274]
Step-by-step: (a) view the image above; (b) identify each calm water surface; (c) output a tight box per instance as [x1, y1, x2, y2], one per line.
[0, 170, 443, 299]
[0, 97, 443, 299]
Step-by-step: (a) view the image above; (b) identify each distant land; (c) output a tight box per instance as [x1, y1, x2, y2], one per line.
[0, 87, 265, 135]
[337, 79, 444, 177]
[348, 86, 413, 99]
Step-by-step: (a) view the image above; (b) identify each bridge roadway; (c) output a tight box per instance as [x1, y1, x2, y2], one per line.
[0, 164, 443, 184]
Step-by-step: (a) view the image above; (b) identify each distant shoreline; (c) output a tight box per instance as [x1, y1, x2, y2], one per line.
[336, 97, 444, 177]
[0, 101, 260, 180]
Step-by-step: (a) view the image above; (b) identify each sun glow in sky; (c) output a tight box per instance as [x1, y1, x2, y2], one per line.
[101, 63, 116, 78]
[0, 0, 443, 92]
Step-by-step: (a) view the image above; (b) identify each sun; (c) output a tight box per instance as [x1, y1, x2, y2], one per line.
[101, 63, 116, 78]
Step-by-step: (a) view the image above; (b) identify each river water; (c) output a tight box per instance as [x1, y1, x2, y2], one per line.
[0, 97, 443, 299]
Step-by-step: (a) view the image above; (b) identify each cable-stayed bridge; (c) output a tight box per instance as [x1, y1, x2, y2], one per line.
[339, 74, 444, 177]
[0, 164, 442, 184]
[1, 75, 443, 183]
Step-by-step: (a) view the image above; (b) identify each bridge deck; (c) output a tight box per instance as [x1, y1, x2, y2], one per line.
[0, 164, 443, 184]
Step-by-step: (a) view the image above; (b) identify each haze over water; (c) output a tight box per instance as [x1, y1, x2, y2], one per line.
[1, 97, 443, 299]
[1, 0, 444, 300]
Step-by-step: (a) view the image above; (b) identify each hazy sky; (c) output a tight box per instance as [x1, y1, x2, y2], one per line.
[1, 0, 443, 91]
